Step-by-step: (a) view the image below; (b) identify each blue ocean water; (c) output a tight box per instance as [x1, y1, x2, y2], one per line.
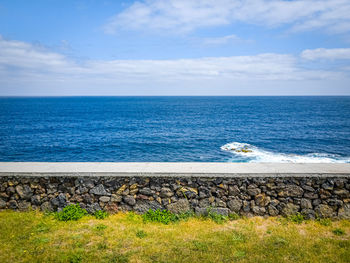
[0, 96, 350, 163]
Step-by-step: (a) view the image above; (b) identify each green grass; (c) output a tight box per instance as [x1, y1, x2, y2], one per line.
[287, 213, 305, 224]
[206, 208, 228, 224]
[55, 204, 87, 221]
[142, 209, 194, 224]
[142, 209, 178, 224]
[0, 210, 349, 263]
[94, 210, 109, 220]
[333, 228, 345, 236]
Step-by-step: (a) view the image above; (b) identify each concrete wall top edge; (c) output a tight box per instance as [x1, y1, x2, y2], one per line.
[0, 163, 349, 177]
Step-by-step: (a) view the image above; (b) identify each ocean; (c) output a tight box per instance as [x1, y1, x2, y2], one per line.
[0, 96, 349, 163]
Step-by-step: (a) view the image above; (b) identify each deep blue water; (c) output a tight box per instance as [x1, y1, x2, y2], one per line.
[0, 96, 350, 162]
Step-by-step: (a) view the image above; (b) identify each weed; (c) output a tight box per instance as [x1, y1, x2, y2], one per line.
[142, 209, 197, 224]
[143, 208, 229, 224]
[126, 212, 142, 222]
[332, 228, 345, 236]
[228, 212, 240, 220]
[94, 210, 108, 219]
[142, 209, 177, 224]
[136, 230, 147, 238]
[43, 211, 55, 217]
[94, 224, 107, 231]
[207, 208, 228, 224]
[174, 211, 195, 221]
[55, 204, 87, 221]
[317, 218, 332, 226]
[288, 213, 305, 224]
[277, 217, 289, 225]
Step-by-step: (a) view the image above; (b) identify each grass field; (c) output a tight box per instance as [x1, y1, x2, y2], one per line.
[0, 210, 349, 263]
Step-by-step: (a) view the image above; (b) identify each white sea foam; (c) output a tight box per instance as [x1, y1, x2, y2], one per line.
[221, 142, 350, 163]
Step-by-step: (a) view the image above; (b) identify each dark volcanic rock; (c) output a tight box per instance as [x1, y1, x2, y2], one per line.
[338, 204, 350, 219]
[15, 185, 33, 200]
[0, 175, 349, 219]
[134, 201, 162, 213]
[86, 203, 101, 214]
[160, 187, 174, 198]
[281, 203, 299, 216]
[167, 199, 190, 214]
[0, 199, 6, 209]
[315, 204, 334, 218]
[123, 195, 136, 206]
[90, 184, 110, 196]
[278, 185, 303, 197]
[227, 198, 242, 213]
[247, 188, 261, 197]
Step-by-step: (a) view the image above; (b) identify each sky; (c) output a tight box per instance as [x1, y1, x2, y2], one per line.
[0, 0, 350, 96]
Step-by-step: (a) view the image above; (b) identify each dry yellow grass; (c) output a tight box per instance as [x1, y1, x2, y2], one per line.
[0, 210, 349, 263]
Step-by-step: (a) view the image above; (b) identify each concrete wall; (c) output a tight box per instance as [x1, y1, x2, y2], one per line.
[1, 163, 350, 219]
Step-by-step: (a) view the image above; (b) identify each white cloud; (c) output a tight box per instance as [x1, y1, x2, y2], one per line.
[0, 36, 70, 70]
[0, 36, 348, 95]
[301, 48, 350, 60]
[104, 0, 350, 35]
[201, 34, 242, 45]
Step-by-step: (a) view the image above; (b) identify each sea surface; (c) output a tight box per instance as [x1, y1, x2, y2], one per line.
[0, 96, 350, 163]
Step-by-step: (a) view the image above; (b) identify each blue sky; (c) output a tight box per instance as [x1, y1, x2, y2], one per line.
[0, 0, 350, 95]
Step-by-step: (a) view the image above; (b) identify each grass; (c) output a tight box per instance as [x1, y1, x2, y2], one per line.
[55, 204, 87, 221]
[287, 213, 305, 224]
[142, 209, 195, 224]
[0, 210, 349, 263]
[333, 228, 346, 236]
[94, 210, 109, 220]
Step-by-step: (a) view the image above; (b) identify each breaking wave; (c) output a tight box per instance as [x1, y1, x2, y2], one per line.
[221, 142, 350, 163]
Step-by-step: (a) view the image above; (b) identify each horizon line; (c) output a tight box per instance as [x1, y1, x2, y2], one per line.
[1, 95, 350, 98]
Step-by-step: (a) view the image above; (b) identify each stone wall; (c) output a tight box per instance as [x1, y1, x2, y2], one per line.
[0, 176, 350, 219]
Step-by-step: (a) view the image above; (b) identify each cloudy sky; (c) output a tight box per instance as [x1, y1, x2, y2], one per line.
[0, 0, 350, 95]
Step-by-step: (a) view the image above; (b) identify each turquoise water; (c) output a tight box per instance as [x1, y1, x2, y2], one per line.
[0, 96, 349, 162]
